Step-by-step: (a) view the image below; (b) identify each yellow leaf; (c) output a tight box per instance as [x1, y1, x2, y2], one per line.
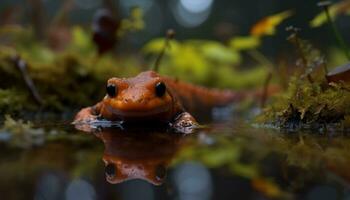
[72, 26, 90, 48]
[251, 10, 293, 37]
[310, 4, 338, 27]
[229, 36, 261, 50]
[310, 1, 350, 28]
[130, 7, 143, 19]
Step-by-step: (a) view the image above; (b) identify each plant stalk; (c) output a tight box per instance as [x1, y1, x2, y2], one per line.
[323, 5, 350, 60]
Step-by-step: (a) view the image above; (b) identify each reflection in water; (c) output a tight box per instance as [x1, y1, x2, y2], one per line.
[118, 179, 155, 200]
[35, 172, 66, 200]
[65, 179, 96, 200]
[306, 185, 338, 200]
[173, 162, 212, 200]
[92, 127, 185, 185]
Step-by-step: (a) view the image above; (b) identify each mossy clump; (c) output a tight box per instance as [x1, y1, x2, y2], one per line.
[255, 28, 350, 131]
[0, 115, 45, 148]
[256, 74, 350, 130]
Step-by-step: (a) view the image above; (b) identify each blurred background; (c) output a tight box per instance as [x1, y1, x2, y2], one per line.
[1, 0, 349, 57]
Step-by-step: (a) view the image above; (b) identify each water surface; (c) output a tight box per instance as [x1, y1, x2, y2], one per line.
[0, 118, 349, 200]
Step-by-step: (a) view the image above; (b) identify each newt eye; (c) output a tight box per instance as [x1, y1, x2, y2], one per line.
[105, 163, 116, 178]
[155, 164, 166, 181]
[106, 84, 117, 97]
[155, 82, 166, 97]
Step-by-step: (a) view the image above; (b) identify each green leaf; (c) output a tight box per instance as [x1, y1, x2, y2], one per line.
[200, 41, 241, 64]
[229, 36, 261, 50]
[310, 1, 350, 28]
[142, 38, 179, 54]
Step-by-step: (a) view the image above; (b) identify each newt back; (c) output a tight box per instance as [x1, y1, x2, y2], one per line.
[163, 76, 246, 117]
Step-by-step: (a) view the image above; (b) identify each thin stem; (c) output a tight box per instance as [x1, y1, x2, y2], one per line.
[260, 71, 273, 108]
[246, 50, 275, 108]
[247, 49, 274, 69]
[29, 0, 45, 40]
[153, 39, 169, 72]
[12, 55, 43, 105]
[288, 30, 314, 83]
[324, 5, 350, 60]
[152, 29, 175, 72]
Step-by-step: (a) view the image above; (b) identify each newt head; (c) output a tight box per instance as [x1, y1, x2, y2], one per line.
[103, 158, 167, 185]
[100, 71, 175, 121]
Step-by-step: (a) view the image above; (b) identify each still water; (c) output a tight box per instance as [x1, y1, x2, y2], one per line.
[0, 116, 349, 200]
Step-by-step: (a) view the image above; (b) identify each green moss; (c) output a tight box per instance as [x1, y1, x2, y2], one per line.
[257, 74, 350, 130]
[0, 115, 44, 149]
[0, 89, 34, 114]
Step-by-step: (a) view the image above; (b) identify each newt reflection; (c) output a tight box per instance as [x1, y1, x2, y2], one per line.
[93, 128, 184, 185]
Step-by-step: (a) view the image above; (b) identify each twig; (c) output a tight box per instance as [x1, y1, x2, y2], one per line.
[261, 71, 273, 108]
[247, 49, 274, 69]
[153, 29, 175, 72]
[28, 0, 45, 40]
[12, 55, 43, 105]
[246, 50, 275, 108]
[318, 1, 350, 60]
[286, 26, 314, 83]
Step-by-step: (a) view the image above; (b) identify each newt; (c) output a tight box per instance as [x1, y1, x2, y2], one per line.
[73, 70, 264, 133]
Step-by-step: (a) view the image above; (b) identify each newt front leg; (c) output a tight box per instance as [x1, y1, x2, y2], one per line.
[172, 112, 198, 134]
[74, 102, 102, 123]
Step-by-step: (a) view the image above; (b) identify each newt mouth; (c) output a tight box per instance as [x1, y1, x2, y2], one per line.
[105, 104, 172, 119]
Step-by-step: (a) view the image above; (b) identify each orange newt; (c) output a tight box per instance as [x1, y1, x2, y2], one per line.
[73, 70, 256, 133]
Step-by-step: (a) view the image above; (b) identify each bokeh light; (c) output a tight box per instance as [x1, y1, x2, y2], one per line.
[173, 162, 213, 200]
[180, 0, 213, 13]
[171, 0, 213, 28]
